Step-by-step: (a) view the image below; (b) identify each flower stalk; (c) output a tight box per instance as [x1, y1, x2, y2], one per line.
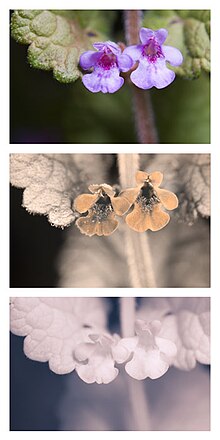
[124, 10, 158, 143]
[120, 297, 151, 430]
[124, 10, 142, 45]
[120, 298, 136, 337]
[117, 154, 156, 287]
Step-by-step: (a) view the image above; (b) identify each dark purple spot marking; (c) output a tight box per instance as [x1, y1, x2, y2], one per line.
[98, 52, 117, 70]
[143, 38, 164, 63]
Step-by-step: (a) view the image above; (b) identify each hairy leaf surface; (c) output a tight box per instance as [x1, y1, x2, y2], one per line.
[10, 154, 112, 227]
[11, 10, 114, 82]
[138, 297, 210, 370]
[144, 154, 210, 223]
[10, 297, 107, 374]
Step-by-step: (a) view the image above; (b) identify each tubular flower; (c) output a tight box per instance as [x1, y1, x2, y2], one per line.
[79, 41, 133, 93]
[123, 27, 183, 89]
[74, 333, 120, 384]
[114, 319, 177, 380]
[74, 183, 120, 236]
[113, 170, 178, 232]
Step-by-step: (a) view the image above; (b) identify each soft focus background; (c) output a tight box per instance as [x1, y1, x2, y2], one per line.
[10, 11, 210, 144]
[10, 297, 210, 431]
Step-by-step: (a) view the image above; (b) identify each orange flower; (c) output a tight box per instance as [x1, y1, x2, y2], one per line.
[74, 184, 119, 236]
[114, 170, 178, 232]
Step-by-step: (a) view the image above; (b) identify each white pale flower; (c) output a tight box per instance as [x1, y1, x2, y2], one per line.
[114, 319, 177, 380]
[74, 333, 121, 384]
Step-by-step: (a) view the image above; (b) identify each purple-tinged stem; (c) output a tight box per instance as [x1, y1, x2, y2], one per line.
[124, 10, 142, 45]
[124, 10, 158, 144]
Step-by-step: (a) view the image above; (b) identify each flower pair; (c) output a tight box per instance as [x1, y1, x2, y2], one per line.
[79, 28, 183, 93]
[74, 319, 177, 384]
[73, 170, 178, 236]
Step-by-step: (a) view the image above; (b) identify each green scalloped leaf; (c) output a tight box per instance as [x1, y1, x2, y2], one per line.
[11, 10, 115, 83]
[143, 10, 210, 79]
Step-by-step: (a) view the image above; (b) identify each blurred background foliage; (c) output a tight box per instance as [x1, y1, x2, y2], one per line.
[10, 10, 210, 143]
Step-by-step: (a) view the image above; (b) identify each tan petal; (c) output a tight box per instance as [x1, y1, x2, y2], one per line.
[135, 171, 148, 185]
[74, 193, 99, 213]
[135, 170, 163, 187]
[88, 183, 115, 198]
[88, 184, 102, 194]
[94, 212, 118, 236]
[111, 188, 140, 216]
[76, 211, 118, 237]
[126, 203, 152, 232]
[149, 171, 163, 187]
[149, 205, 170, 231]
[126, 203, 170, 232]
[101, 184, 115, 198]
[156, 188, 178, 210]
[75, 214, 98, 236]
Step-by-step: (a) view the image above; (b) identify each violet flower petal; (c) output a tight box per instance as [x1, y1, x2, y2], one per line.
[154, 28, 169, 44]
[117, 53, 133, 72]
[163, 45, 184, 66]
[139, 28, 155, 44]
[140, 27, 168, 45]
[123, 44, 143, 62]
[82, 71, 102, 93]
[130, 62, 154, 89]
[82, 67, 124, 93]
[150, 61, 175, 89]
[131, 59, 175, 89]
[79, 50, 101, 70]
[93, 41, 121, 55]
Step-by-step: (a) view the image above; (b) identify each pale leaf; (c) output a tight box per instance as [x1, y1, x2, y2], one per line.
[10, 153, 115, 228]
[138, 297, 210, 370]
[140, 153, 210, 224]
[10, 297, 107, 374]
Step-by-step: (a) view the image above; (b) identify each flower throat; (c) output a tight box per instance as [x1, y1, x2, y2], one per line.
[143, 38, 164, 63]
[137, 181, 160, 211]
[98, 52, 117, 70]
[92, 194, 113, 221]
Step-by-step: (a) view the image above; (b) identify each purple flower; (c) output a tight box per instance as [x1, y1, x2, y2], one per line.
[124, 28, 183, 89]
[79, 41, 133, 93]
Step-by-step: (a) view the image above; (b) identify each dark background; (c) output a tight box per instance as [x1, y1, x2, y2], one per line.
[10, 186, 64, 287]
